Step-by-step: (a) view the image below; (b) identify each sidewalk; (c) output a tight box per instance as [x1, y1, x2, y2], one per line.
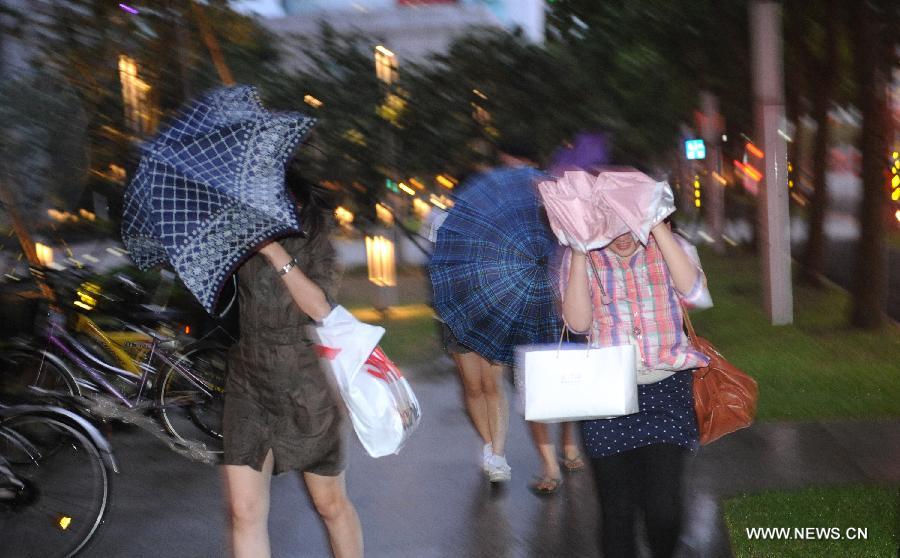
[81, 353, 899, 558]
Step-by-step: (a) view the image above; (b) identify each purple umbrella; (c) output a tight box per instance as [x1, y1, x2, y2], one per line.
[549, 132, 610, 175]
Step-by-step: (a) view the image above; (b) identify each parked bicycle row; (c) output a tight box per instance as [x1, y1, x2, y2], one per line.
[0, 264, 233, 557]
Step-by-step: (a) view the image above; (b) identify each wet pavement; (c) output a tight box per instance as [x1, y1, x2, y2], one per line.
[63, 355, 899, 557]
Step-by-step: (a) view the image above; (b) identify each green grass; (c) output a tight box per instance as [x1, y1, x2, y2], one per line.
[724, 486, 898, 557]
[358, 313, 440, 368]
[693, 248, 900, 420]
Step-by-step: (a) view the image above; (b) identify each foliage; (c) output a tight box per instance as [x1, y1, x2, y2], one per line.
[694, 247, 900, 420]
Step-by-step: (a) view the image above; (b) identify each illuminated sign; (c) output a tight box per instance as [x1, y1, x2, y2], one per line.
[685, 139, 706, 160]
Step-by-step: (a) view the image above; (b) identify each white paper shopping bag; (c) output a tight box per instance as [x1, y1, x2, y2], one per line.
[515, 343, 639, 423]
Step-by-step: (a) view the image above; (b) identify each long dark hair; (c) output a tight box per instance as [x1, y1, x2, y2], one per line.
[284, 160, 334, 239]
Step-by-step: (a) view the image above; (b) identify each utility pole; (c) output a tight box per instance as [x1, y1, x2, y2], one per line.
[700, 91, 725, 254]
[750, 1, 793, 325]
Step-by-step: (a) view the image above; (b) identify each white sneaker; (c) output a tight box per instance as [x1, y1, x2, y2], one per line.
[481, 443, 493, 472]
[484, 454, 512, 482]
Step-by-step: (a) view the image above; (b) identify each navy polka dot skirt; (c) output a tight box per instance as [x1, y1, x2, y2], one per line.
[580, 370, 699, 458]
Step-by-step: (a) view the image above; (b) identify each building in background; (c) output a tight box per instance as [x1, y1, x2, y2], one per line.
[256, 0, 545, 71]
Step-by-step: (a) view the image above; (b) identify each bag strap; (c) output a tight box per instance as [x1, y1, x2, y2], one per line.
[680, 300, 699, 344]
[585, 251, 612, 305]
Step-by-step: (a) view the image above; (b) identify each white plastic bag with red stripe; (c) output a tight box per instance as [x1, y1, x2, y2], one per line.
[311, 305, 421, 457]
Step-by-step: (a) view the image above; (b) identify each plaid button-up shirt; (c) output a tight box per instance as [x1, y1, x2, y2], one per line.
[559, 235, 712, 384]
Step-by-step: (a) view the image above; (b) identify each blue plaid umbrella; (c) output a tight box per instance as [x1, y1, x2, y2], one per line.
[121, 85, 315, 313]
[428, 167, 564, 365]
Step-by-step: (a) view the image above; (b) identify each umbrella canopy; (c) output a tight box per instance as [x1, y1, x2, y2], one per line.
[537, 169, 675, 251]
[429, 167, 563, 365]
[121, 85, 315, 313]
[548, 131, 609, 175]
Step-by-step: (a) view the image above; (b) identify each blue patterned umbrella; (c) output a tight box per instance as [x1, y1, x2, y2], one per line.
[428, 167, 563, 365]
[121, 85, 315, 313]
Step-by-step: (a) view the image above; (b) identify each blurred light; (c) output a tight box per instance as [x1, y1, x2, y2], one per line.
[374, 45, 398, 84]
[412, 198, 431, 220]
[334, 206, 354, 227]
[791, 191, 808, 206]
[375, 45, 395, 57]
[365, 235, 396, 287]
[721, 134, 728, 142]
[408, 177, 425, 190]
[118, 55, 155, 134]
[184, 325, 191, 335]
[375, 203, 394, 225]
[385, 179, 399, 193]
[895, 209, 900, 223]
[734, 160, 762, 182]
[745, 142, 764, 158]
[377, 93, 406, 124]
[75, 284, 99, 310]
[429, 194, 453, 210]
[694, 199, 701, 208]
[35, 243, 53, 267]
[109, 164, 126, 184]
[893, 151, 899, 159]
[436, 174, 456, 189]
[343, 129, 366, 146]
[693, 174, 701, 208]
[303, 94, 323, 108]
[891, 188, 899, 201]
[118, 3, 138, 14]
[82, 254, 99, 263]
[777, 129, 792, 142]
[892, 175, 900, 189]
[473, 89, 488, 100]
[106, 247, 128, 257]
[685, 139, 705, 160]
[79, 209, 96, 221]
[697, 231, 714, 243]
[787, 162, 793, 173]
[398, 182, 415, 196]
[722, 235, 739, 247]
[712, 172, 727, 186]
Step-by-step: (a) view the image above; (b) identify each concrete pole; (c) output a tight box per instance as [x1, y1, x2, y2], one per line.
[750, 1, 793, 325]
[700, 91, 725, 254]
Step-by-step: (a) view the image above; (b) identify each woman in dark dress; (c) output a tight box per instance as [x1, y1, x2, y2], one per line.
[222, 165, 363, 558]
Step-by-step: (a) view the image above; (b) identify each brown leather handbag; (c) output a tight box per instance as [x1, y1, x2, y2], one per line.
[682, 305, 759, 445]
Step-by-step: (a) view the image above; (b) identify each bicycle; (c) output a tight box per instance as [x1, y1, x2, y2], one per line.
[0, 402, 118, 558]
[0, 269, 229, 460]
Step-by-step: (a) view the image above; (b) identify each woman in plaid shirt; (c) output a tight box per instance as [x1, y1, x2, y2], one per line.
[560, 221, 712, 558]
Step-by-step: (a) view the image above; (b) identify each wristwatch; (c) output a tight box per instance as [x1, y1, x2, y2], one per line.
[277, 257, 299, 276]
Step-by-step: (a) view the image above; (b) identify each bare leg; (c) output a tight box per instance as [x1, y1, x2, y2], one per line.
[453, 352, 492, 445]
[223, 451, 275, 558]
[480, 358, 508, 456]
[528, 421, 561, 481]
[561, 421, 582, 463]
[304, 471, 363, 558]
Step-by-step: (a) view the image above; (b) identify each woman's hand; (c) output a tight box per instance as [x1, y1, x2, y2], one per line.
[650, 223, 699, 296]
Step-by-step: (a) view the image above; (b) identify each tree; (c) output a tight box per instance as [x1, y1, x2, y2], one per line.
[848, 0, 898, 328]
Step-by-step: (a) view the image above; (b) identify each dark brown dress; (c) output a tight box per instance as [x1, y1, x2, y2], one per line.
[222, 232, 344, 476]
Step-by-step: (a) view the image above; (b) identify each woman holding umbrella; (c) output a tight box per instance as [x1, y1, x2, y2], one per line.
[545, 169, 712, 558]
[121, 86, 362, 558]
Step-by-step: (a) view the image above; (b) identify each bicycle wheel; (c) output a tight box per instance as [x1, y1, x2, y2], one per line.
[0, 414, 110, 558]
[0, 349, 80, 404]
[158, 342, 227, 454]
